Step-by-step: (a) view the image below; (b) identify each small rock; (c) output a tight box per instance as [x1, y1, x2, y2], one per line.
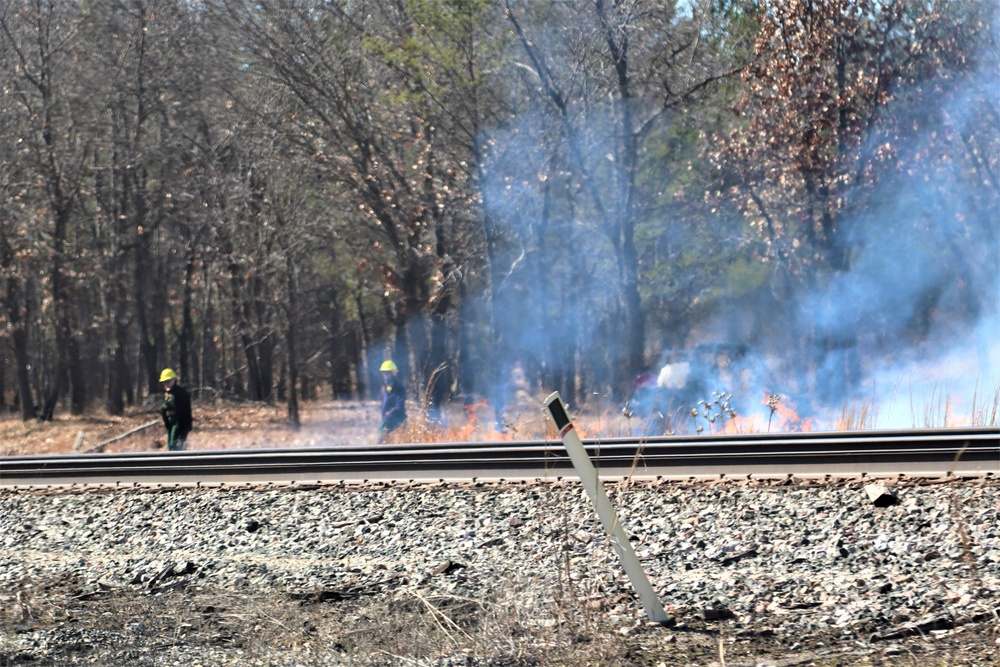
[864, 484, 900, 507]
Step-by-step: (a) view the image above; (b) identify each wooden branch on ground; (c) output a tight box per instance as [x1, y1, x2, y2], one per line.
[83, 420, 160, 453]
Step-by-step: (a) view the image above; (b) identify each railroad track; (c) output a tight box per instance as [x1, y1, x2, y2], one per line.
[1, 427, 997, 488]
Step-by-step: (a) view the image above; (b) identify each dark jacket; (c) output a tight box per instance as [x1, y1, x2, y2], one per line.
[380, 378, 407, 434]
[161, 384, 193, 435]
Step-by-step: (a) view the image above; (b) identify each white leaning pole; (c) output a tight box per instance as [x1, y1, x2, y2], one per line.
[544, 392, 669, 623]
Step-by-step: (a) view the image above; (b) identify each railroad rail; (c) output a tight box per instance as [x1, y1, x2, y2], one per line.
[1, 427, 996, 488]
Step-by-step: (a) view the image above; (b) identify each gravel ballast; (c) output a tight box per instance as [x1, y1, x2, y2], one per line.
[1, 476, 998, 666]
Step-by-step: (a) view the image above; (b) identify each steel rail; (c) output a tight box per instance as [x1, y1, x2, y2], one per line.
[1, 427, 997, 488]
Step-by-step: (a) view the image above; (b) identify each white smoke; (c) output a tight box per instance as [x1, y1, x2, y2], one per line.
[657, 361, 691, 389]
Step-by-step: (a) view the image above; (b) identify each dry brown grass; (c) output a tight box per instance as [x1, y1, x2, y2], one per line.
[5, 562, 995, 666]
[3, 381, 997, 459]
[0, 399, 381, 457]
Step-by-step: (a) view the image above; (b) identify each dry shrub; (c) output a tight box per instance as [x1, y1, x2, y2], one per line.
[295, 577, 631, 666]
[1, 578, 73, 624]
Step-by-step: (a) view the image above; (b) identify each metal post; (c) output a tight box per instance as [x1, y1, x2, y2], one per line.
[544, 392, 669, 623]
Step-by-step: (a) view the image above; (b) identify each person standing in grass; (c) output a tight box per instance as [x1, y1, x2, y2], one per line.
[159, 368, 193, 451]
[378, 360, 407, 442]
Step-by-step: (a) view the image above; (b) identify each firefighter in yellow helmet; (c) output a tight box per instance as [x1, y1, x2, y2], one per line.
[159, 368, 192, 451]
[378, 360, 406, 442]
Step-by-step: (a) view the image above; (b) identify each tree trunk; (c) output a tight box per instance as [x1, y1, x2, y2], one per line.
[41, 204, 73, 421]
[134, 233, 166, 398]
[229, 266, 271, 402]
[3, 276, 37, 420]
[329, 286, 354, 399]
[286, 259, 300, 429]
[426, 308, 451, 423]
[237, 312, 262, 400]
[251, 275, 274, 401]
[354, 288, 371, 400]
[67, 331, 86, 415]
[179, 250, 198, 389]
[200, 268, 217, 391]
[0, 347, 5, 413]
[106, 316, 129, 416]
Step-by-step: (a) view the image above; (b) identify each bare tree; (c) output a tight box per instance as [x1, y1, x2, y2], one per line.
[502, 0, 737, 393]
[0, 134, 36, 419]
[216, 2, 479, 400]
[0, 1, 107, 418]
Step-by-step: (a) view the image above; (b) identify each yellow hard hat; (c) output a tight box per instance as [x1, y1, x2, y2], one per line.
[159, 368, 178, 382]
[379, 360, 398, 373]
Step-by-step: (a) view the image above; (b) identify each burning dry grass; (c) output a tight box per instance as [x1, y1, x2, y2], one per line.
[387, 397, 555, 444]
[918, 381, 1000, 429]
[1, 381, 997, 457]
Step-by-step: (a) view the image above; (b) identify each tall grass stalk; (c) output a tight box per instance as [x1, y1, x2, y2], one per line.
[836, 398, 876, 431]
[346, 376, 1000, 445]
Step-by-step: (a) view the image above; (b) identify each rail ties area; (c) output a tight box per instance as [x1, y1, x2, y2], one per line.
[1, 427, 997, 489]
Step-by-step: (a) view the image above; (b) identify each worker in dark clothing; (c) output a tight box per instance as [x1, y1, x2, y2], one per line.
[379, 360, 407, 442]
[159, 368, 193, 451]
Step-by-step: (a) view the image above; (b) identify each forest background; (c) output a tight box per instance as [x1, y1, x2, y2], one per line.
[0, 0, 997, 433]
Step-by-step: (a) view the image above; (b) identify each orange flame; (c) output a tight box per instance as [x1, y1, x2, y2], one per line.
[394, 390, 824, 444]
[718, 391, 818, 433]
